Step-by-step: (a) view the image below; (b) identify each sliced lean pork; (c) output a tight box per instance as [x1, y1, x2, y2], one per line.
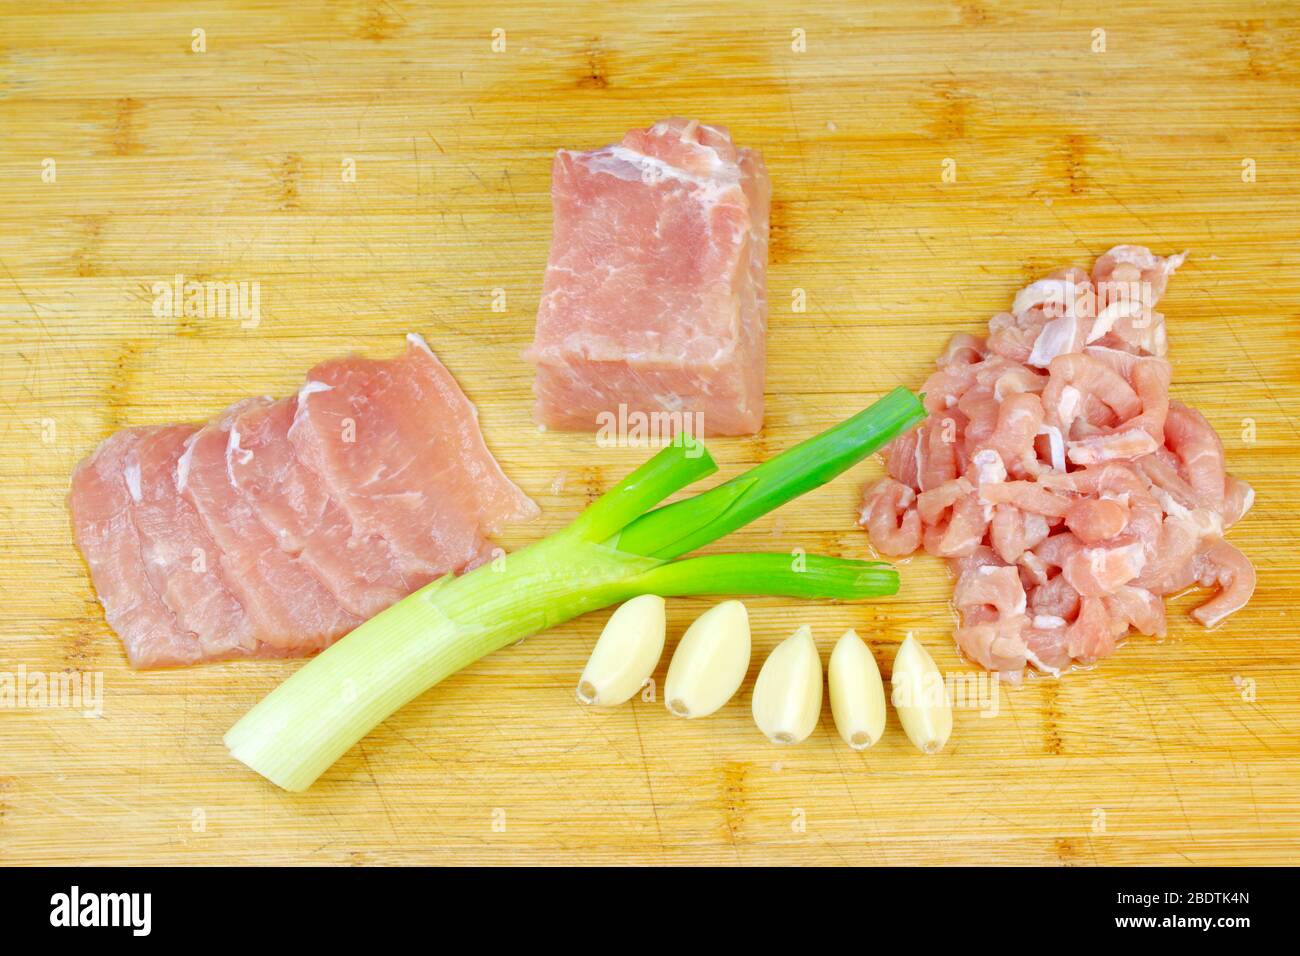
[71, 430, 213, 668]
[527, 118, 771, 436]
[227, 395, 409, 619]
[290, 336, 537, 583]
[68, 335, 537, 668]
[127, 424, 260, 660]
[179, 399, 362, 654]
[860, 247, 1256, 682]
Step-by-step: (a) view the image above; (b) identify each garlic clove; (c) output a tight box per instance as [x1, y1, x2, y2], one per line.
[664, 600, 751, 718]
[751, 625, 823, 745]
[828, 629, 886, 750]
[890, 633, 952, 754]
[576, 594, 666, 706]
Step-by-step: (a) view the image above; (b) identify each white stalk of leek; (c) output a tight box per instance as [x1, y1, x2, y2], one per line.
[225, 388, 925, 790]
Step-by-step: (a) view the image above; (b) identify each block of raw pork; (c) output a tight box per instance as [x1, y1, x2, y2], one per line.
[68, 335, 537, 668]
[527, 118, 771, 436]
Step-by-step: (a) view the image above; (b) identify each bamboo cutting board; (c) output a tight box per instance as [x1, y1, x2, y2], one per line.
[2, 0, 1298, 866]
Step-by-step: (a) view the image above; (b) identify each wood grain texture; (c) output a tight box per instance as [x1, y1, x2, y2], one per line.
[1, 0, 1298, 865]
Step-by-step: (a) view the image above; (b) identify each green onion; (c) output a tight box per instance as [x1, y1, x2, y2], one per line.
[631, 553, 898, 600]
[614, 386, 924, 558]
[224, 388, 925, 791]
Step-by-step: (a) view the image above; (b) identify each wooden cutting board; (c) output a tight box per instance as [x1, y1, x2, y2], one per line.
[2, 0, 1298, 865]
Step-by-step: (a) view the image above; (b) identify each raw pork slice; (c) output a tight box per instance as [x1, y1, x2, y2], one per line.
[290, 335, 539, 583]
[69, 430, 206, 668]
[179, 400, 362, 652]
[126, 425, 259, 660]
[527, 118, 771, 436]
[228, 396, 409, 618]
[68, 335, 537, 668]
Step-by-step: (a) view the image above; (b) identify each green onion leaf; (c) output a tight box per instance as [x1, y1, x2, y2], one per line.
[614, 386, 925, 558]
[632, 552, 899, 600]
[567, 433, 716, 543]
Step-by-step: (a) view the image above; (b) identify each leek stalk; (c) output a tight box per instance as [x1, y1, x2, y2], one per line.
[225, 388, 924, 790]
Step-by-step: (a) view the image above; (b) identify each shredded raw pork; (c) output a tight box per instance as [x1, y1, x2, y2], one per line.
[860, 246, 1255, 681]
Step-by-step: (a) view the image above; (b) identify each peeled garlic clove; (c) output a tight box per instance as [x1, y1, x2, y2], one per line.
[577, 594, 666, 706]
[890, 633, 952, 754]
[752, 625, 823, 745]
[664, 600, 751, 718]
[828, 629, 886, 750]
